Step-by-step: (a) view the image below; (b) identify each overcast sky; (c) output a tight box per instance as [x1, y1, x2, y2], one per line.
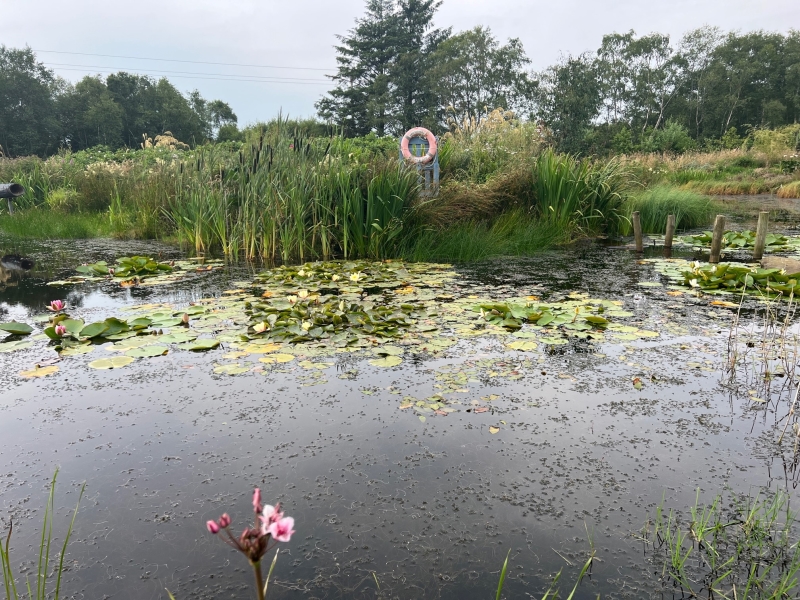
[3, 0, 798, 126]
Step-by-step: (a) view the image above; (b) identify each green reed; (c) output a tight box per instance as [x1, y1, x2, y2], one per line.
[1, 470, 84, 600]
[642, 490, 800, 598]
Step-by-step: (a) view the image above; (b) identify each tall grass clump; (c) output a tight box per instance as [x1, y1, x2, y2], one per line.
[1, 470, 84, 600]
[777, 181, 800, 199]
[642, 490, 800, 598]
[0, 209, 114, 239]
[401, 210, 568, 262]
[531, 149, 629, 234]
[621, 185, 719, 234]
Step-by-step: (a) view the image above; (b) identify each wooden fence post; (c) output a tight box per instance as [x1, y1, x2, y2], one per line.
[664, 214, 676, 249]
[632, 211, 643, 252]
[709, 215, 726, 264]
[753, 211, 769, 261]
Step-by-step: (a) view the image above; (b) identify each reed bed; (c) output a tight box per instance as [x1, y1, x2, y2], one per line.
[621, 186, 719, 234]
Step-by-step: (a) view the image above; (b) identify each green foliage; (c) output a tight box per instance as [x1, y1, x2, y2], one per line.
[400, 211, 568, 262]
[0, 209, 113, 239]
[531, 149, 629, 233]
[622, 186, 718, 234]
[645, 491, 800, 598]
[1, 469, 84, 600]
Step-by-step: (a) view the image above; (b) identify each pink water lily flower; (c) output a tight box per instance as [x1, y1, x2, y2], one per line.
[54, 324, 67, 337]
[48, 300, 65, 312]
[268, 517, 295, 543]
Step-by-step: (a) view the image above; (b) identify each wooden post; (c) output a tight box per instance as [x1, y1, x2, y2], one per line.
[632, 211, 643, 252]
[753, 211, 769, 261]
[709, 214, 726, 264]
[664, 214, 676, 249]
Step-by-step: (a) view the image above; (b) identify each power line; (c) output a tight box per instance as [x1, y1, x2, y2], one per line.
[33, 49, 333, 72]
[42, 61, 330, 82]
[49, 66, 331, 85]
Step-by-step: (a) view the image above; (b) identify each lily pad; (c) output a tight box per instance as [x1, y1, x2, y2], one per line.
[88, 356, 135, 369]
[59, 344, 95, 356]
[213, 363, 251, 375]
[259, 353, 295, 364]
[507, 340, 538, 351]
[186, 339, 220, 351]
[369, 355, 403, 368]
[20, 365, 59, 378]
[124, 345, 169, 358]
[0, 340, 34, 353]
[0, 322, 33, 335]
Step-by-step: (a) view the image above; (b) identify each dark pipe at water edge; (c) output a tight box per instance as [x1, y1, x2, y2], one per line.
[0, 182, 25, 214]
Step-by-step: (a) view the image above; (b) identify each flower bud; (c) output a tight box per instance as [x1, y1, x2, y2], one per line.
[252, 488, 262, 513]
[55, 324, 67, 337]
[206, 520, 220, 534]
[218, 513, 231, 528]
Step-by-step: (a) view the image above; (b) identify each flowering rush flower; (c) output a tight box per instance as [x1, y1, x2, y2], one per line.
[206, 488, 295, 570]
[54, 324, 67, 337]
[48, 299, 65, 312]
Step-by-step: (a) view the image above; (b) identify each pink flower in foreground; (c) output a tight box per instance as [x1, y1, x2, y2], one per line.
[252, 488, 262, 513]
[268, 517, 295, 543]
[54, 324, 67, 337]
[218, 513, 231, 528]
[48, 300, 65, 312]
[206, 520, 220, 534]
[260, 503, 283, 531]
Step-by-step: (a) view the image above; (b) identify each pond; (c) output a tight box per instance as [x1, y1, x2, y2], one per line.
[1, 232, 799, 599]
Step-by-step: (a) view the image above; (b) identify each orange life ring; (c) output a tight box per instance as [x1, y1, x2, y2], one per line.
[401, 127, 437, 165]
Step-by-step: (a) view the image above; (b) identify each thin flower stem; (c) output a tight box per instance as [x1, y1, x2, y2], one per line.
[252, 561, 265, 600]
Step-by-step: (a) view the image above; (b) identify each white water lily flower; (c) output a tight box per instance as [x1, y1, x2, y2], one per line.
[350, 272, 363, 282]
[689, 278, 700, 288]
[253, 322, 268, 333]
[301, 321, 312, 331]
[298, 270, 306, 276]
[331, 274, 340, 282]
[298, 290, 309, 299]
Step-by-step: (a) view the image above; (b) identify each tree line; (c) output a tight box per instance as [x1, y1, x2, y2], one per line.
[2, 0, 799, 158]
[0, 46, 238, 157]
[319, 0, 800, 153]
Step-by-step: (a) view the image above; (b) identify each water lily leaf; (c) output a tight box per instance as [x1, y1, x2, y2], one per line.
[158, 332, 198, 344]
[259, 353, 295, 364]
[369, 355, 403, 368]
[186, 339, 220, 351]
[20, 365, 59, 378]
[584, 315, 608, 325]
[507, 340, 538, 351]
[0, 322, 33, 335]
[61, 319, 85, 336]
[637, 281, 663, 287]
[150, 318, 185, 328]
[125, 345, 169, 357]
[80, 322, 109, 338]
[213, 363, 251, 375]
[0, 340, 33, 353]
[243, 343, 282, 354]
[373, 345, 403, 356]
[88, 356, 135, 369]
[108, 336, 157, 351]
[418, 415, 426, 423]
[489, 426, 500, 434]
[59, 344, 95, 356]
